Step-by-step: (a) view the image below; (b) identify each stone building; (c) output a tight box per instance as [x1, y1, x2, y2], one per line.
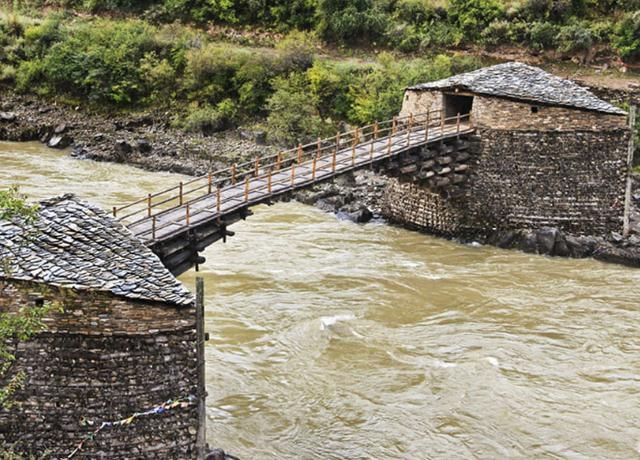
[386, 62, 631, 237]
[0, 195, 200, 458]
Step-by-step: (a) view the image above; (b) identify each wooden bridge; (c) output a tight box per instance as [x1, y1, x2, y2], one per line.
[113, 111, 474, 275]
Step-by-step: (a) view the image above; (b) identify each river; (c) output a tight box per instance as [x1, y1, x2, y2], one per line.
[2, 141, 640, 459]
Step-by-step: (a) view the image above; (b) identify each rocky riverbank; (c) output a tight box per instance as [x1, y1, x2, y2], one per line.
[0, 92, 276, 176]
[2, 91, 640, 268]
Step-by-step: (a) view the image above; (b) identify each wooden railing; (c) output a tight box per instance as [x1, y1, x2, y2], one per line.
[114, 110, 472, 242]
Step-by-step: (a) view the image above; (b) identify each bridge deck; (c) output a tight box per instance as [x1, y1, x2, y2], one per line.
[125, 120, 473, 245]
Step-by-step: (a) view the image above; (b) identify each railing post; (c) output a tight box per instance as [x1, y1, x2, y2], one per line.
[291, 163, 296, 186]
[312, 157, 317, 181]
[208, 172, 212, 194]
[276, 153, 282, 170]
[369, 138, 374, 161]
[332, 149, 337, 172]
[387, 135, 392, 157]
[352, 143, 356, 167]
[456, 112, 461, 137]
[179, 182, 183, 206]
[406, 124, 411, 147]
[255, 157, 260, 177]
[374, 121, 379, 140]
[336, 132, 341, 150]
[232, 164, 237, 185]
[216, 186, 221, 214]
[147, 193, 152, 218]
[392, 116, 397, 134]
[152, 216, 156, 240]
[424, 112, 430, 141]
[297, 143, 303, 164]
[268, 170, 272, 194]
[112, 206, 117, 218]
[186, 203, 190, 226]
[317, 138, 321, 159]
[244, 176, 250, 202]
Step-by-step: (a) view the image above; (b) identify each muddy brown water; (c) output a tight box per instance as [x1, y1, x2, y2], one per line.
[2, 141, 640, 459]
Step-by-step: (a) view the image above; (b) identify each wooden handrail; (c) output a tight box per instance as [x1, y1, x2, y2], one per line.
[114, 110, 470, 227]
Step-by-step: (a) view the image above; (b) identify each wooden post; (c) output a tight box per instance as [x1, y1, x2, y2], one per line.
[456, 112, 461, 136]
[207, 173, 212, 194]
[216, 186, 221, 214]
[195, 277, 206, 460]
[332, 149, 337, 172]
[147, 193, 152, 217]
[624, 105, 637, 236]
[186, 203, 190, 226]
[244, 176, 249, 202]
[352, 144, 356, 167]
[317, 138, 321, 159]
[255, 157, 260, 177]
[312, 157, 317, 180]
[424, 112, 430, 141]
[268, 170, 272, 194]
[406, 125, 411, 147]
[152, 216, 156, 240]
[370, 138, 374, 161]
[291, 163, 296, 185]
[392, 116, 397, 134]
[112, 206, 117, 218]
[231, 164, 237, 185]
[409, 113, 414, 129]
[179, 182, 183, 206]
[336, 132, 341, 150]
[374, 121, 379, 139]
[276, 153, 282, 170]
[354, 128, 360, 145]
[387, 135, 392, 157]
[296, 144, 302, 164]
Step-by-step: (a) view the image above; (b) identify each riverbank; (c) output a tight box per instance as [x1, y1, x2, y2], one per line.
[2, 91, 640, 268]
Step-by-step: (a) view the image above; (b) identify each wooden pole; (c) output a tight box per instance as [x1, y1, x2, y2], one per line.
[291, 163, 296, 185]
[276, 153, 282, 170]
[370, 138, 374, 161]
[352, 143, 356, 166]
[424, 112, 430, 141]
[456, 112, 461, 136]
[317, 138, 321, 159]
[332, 149, 337, 172]
[268, 170, 272, 194]
[244, 176, 249, 202]
[207, 173, 212, 194]
[392, 116, 397, 134]
[374, 121, 379, 139]
[406, 125, 411, 147]
[387, 135, 392, 157]
[147, 193, 152, 218]
[186, 203, 190, 226]
[152, 216, 156, 240]
[216, 186, 221, 214]
[255, 157, 260, 176]
[297, 143, 303, 164]
[195, 277, 206, 460]
[231, 164, 237, 185]
[112, 206, 117, 218]
[409, 113, 414, 130]
[336, 132, 341, 151]
[179, 182, 183, 206]
[312, 157, 317, 180]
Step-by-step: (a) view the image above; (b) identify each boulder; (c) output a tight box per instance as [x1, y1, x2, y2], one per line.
[47, 134, 72, 149]
[535, 227, 558, 255]
[518, 231, 538, 254]
[54, 123, 67, 134]
[136, 139, 153, 153]
[337, 206, 373, 223]
[0, 111, 16, 122]
[115, 139, 133, 155]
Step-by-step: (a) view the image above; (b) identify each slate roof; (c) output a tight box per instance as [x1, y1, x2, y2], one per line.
[408, 62, 626, 115]
[0, 194, 193, 307]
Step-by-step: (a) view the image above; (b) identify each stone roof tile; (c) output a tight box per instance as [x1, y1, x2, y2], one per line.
[0, 194, 193, 307]
[408, 62, 626, 115]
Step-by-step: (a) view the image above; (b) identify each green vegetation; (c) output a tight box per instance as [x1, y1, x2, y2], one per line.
[0, 187, 57, 411]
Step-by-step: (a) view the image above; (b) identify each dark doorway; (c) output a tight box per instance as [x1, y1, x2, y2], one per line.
[443, 93, 474, 119]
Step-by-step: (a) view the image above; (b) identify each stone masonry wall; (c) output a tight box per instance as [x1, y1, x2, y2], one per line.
[0, 280, 198, 459]
[399, 90, 627, 131]
[383, 129, 630, 236]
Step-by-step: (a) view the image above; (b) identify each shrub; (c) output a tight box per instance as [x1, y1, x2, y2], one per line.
[266, 73, 331, 144]
[275, 30, 319, 70]
[449, 0, 505, 39]
[527, 21, 559, 50]
[420, 21, 464, 48]
[393, 0, 436, 24]
[480, 19, 527, 46]
[317, 0, 388, 44]
[557, 23, 593, 54]
[613, 11, 640, 62]
[178, 99, 237, 135]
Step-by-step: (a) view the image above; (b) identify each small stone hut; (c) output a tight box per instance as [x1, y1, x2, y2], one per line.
[386, 62, 631, 236]
[0, 195, 199, 458]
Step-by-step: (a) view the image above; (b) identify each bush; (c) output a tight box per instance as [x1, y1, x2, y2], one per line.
[420, 21, 464, 48]
[317, 0, 388, 44]
[178, 99, 237, 135]
[556, 23, 593, 54]
[393, 0, 436, 25]
[266, 73, 330, 144]
[480, 20, 527, 46]
[613, 11, 640, 62]
[527, 21, 559, 50]
[275, 30, 319, 70]
[449, 0, 505, 39]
